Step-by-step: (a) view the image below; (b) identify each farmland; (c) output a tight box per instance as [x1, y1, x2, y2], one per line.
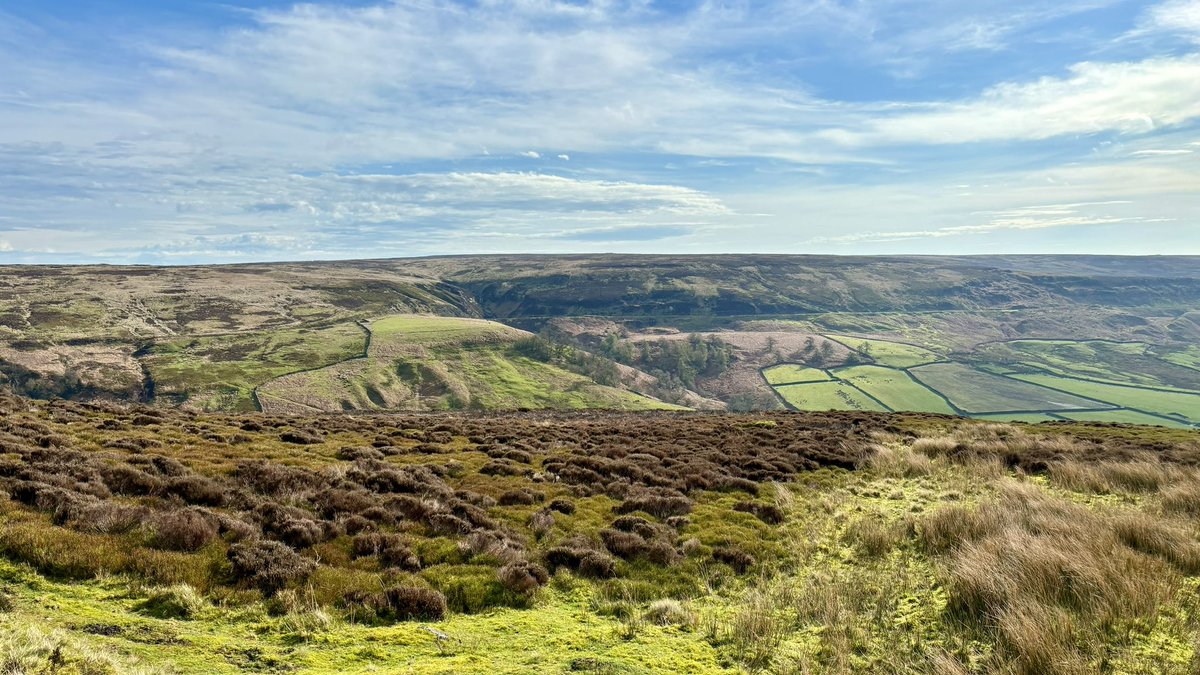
[759, 334, 1200, 428]
[0, 255, 1198, 425]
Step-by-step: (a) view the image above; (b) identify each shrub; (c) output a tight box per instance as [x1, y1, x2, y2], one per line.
[615, 491, 693, 518]
[280, 430, 322, 445]
[529, 509, 554, 539]
[352, 533, 421, 571]
[732, 501, 785, 525]
[545, 543, 616, 579]
[149, 508, 219, 552]
[713, 546, 755, 574]
[498, 561, 550, 595]
[347, 587, 447, 622]
[498, 488, 542, 506]
[165, 476, 226, 507]
[547, 498, 576, 515]
[136, 583, 206, 619]
[227, 540, 316, 594]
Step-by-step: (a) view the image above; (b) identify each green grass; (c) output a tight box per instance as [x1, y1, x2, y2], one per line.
[971, 412, 1062, 423]
[1010, 374, 1200, 424]
[1053, 409, 1195, 428]
[831, 365, 955, 414]
[1158, 345, 1200, 372]
[975, 340, 1200, 392]
[762, 364, 831, 385]
[774, 381, 888, 412]
[145, 323, 367, 411]
[257, 315, 674, 413]
[911, 363, 1107, 414]
[824, 334, 941, 368]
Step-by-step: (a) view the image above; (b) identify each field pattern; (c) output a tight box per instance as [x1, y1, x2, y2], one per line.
[761, 364, 831, 385]
[831, 365, 955, 414]
[824, 334, 941, 368]
[764, 335, 1200, 428]
[774, 381, 887, 412]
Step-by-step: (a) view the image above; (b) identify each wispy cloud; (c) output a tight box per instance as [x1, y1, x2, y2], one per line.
[0, 1, 1197, 260]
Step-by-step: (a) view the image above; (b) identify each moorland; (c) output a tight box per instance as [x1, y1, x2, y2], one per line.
[0, 255, 1197, 426]
[1, 395, 1199, 673]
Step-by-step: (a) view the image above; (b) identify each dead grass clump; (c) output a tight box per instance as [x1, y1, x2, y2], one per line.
[843, 518, 903, 558]
[1160, 481, 1200, 516]
[936, 483, 1178, 673]
[1051, 460, 1179, 495]
[868, 444, 934, 477]
[1111, 511, 1200, 574]
[644, 598, 695, 627]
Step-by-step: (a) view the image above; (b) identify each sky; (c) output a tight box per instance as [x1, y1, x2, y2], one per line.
[0, 0, 1198, 263]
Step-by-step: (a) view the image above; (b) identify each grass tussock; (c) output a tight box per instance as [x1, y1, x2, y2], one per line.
[0, 622, 165, 675]
[926, 481, 1185, 673]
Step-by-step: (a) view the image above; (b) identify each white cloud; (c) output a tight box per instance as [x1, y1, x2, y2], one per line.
[1132, 149, 1194, 155]
[824, 56, 1200, 147]
[1142, 0, 1200, 41]
[518, 151, 541, 159]
[557, 154, 570, 160]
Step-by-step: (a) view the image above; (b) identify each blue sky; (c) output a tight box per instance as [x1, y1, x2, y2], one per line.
[0, 0, 1198, 263]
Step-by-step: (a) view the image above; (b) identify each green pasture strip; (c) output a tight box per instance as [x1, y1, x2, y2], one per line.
[831, 365, 956, 414]
[823, 334, 941, 369]
[1009, 374, 1200, 424]
[1053, 409, 1196, 429]
[970, 412, 1062, 424]
[774, 381, 889, 412]
[910, 363, 1107, 414]
[762, 364, 831, 385]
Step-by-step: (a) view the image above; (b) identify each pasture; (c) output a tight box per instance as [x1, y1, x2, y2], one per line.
[774, 381, 888, 412]
[830, 365, 955, 414]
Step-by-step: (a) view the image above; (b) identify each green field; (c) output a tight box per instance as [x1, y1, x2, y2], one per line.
[145, 323, 367, 411]
[976, 340, 1200, 391]
[971, 412, 1063, 423]
[774, 381, 888, 412]
[1158, 345, 1200, 372]
[371, 315, 515, 343]
[1053, 409, 1195, 428]
[762, 364, 831, 385]
[1010, 374, 1200, 424]
[910, 363, 1107, 414]
[831, 365, 955, 414]
[257, 315, 674, 413]
[824, 334, 941, 368]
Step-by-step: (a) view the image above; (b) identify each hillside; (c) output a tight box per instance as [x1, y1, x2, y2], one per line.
[1, 395, 1198, 673]
[0, 255, 1198, 421]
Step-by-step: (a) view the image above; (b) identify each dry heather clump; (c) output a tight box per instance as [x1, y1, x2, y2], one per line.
[227, 539, 317, 594]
